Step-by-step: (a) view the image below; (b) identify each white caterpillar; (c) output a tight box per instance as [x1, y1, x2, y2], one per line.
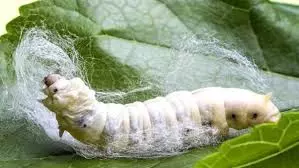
[41, 74, 281, 147]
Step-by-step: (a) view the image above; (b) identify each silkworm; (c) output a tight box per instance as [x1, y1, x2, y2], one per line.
[41, 74, 281, 147]
[43, 74, 63, 87]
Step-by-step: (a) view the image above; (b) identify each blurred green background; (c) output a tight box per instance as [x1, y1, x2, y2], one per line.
[0, 0, 298, 35]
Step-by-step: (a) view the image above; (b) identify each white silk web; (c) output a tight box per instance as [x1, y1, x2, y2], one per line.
[3, 28, 267, 158]
[164, 33, 268, 93]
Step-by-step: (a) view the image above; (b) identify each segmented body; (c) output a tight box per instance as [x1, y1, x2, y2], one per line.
[105, 91, 202, 141]
[42, 76, 280, 148]
[66, 90, 206, 146]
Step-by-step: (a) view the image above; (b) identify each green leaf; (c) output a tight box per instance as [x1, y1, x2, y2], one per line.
[2, 0, 299, 107]
[0, 0, 299, 164]
[194, 111, 299, 168]
[0, 147, 215, 168]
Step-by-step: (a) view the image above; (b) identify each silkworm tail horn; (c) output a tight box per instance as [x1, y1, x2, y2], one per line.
[59, 127, 65, 137]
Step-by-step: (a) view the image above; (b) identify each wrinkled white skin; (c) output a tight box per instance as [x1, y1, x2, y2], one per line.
[42, 74, 281, 147]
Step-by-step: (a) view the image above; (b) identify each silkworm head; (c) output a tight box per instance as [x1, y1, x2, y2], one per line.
[43, 74, 63, 87]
